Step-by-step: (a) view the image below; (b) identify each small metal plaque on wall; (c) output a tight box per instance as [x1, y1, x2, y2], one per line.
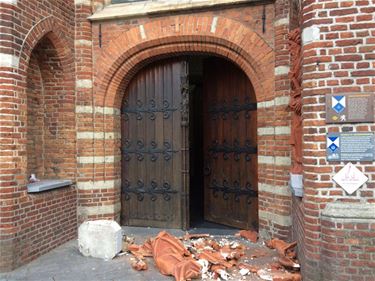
[326, 93, 374, 123]
[327, 132, 375, 162]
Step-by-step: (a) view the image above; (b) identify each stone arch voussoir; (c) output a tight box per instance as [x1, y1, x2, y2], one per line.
[95, 16, 274, 109]
[18, 16, 74, 76]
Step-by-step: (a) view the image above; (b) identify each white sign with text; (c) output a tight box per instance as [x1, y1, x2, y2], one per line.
[333, 163, 368, 195]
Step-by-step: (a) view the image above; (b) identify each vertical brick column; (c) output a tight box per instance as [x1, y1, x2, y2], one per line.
[75, 0, 121, 223]
[258, 0, 293, 241]
[0, 0, 22, 271]
[301, 1, 375, 280]
[75, 0, 95, 222]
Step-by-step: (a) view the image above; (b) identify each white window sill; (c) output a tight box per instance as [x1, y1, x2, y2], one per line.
[27, 179, 73, 193]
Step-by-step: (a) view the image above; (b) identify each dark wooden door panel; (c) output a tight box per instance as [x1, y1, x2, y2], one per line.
[203, 58, 258, 229]
[121, 60, 189, 229]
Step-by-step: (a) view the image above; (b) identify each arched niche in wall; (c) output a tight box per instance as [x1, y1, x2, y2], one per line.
[25, 33, 75, 180]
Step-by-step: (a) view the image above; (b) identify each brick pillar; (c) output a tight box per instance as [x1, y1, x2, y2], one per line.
[301, 1, 375, 280]
[0, 0, 22, 272]
[75, 0, 121, 223]
[258, 0, 293, 241]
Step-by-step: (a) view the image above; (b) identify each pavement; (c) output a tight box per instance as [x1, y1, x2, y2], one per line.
[0, 226, 278, 281]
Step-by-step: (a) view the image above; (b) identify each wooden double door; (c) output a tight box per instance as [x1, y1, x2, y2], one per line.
[121, 58, 258, 229]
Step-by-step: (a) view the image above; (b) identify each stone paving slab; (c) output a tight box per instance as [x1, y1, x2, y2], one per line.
[0, 227, 277, 281]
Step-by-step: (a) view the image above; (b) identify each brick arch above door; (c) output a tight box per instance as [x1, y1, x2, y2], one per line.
[93, 15, 275, 109]
[85, 15, 293, 239]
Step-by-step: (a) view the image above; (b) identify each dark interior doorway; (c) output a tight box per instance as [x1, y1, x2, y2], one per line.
[188, 56, 206, 227]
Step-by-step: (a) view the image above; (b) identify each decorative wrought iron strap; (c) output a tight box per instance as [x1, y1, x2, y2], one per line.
[209, 139, 257, 161]
[122, 179, 178, 201]
[208, 96, 257, 120]
[122, 139, 177, 162]
[209, 179, 258, 204]
[122, 99, 177, 120]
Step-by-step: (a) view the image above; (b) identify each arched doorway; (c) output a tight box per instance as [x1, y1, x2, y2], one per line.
[120, 56, 258, 230]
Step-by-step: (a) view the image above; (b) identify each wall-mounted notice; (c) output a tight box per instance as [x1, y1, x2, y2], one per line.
[326, 93, 374, 123]
[333, 163, 368, 195]
[327, 132, 374, 162]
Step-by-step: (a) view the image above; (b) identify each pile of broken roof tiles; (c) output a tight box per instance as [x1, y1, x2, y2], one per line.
[122, 230, 301, 281]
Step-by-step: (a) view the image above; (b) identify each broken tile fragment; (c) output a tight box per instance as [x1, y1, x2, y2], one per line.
[236, 230, 258, 243]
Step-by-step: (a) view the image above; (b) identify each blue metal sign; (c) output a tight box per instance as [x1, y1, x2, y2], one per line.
[327, 133, 374, 162]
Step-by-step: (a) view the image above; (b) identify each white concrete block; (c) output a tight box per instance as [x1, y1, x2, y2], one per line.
[290, 173, 303, 189]
[78, 220, 122, 260]
[139, 25, 146, 39]
[0, 53, 19, 68]
[0, 0, 17, 4]
[258, 155, 274, 165]
[275, 126, 291, 135]
[257, 97, 289, 109]
[77, 179, 121, 190]
[258, 183, 291, 196]
[274, 17, 289, 27]
[275, 96, 290, 106]
[76, 79, 93, 89]
[302, 26, 320, 45]
[274, 66, 290, 76]
[275, 156, 291, 166]
[290, 173, 303, 197]
[75, 105, 121, 116]
[75, 0, 91, 5]
[75, 39, 92, 47]
[257, 99, 274, 109]
[210, 16, 218, 33]
[77, 131, 121, 140]
[258, 127, 275, 136]
[78, 155, 120, 164]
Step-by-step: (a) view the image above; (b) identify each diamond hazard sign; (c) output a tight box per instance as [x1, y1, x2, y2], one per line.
[333, 163, 368, 195]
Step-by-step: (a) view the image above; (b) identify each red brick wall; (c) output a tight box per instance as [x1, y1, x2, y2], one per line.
[26, 53, 44, 177]
[0, 0, 76, 272]
[260, 0, 293, 240]
[75, 1, 296, 243]
[16, 187, 77, 265]
[320, 204, 375, 280]
[301, 1, 375, 280]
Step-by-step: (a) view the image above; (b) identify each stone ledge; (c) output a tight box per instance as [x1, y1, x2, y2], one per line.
[27, 180, 73, 193]
[322, 202, 375, 219]
[89, 0, 272, 21]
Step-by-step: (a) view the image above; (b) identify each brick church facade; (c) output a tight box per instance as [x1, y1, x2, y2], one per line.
[0, 0, 374, 280]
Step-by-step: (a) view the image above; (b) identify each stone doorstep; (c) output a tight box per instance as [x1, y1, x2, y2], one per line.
[27, 179, 73, 193]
